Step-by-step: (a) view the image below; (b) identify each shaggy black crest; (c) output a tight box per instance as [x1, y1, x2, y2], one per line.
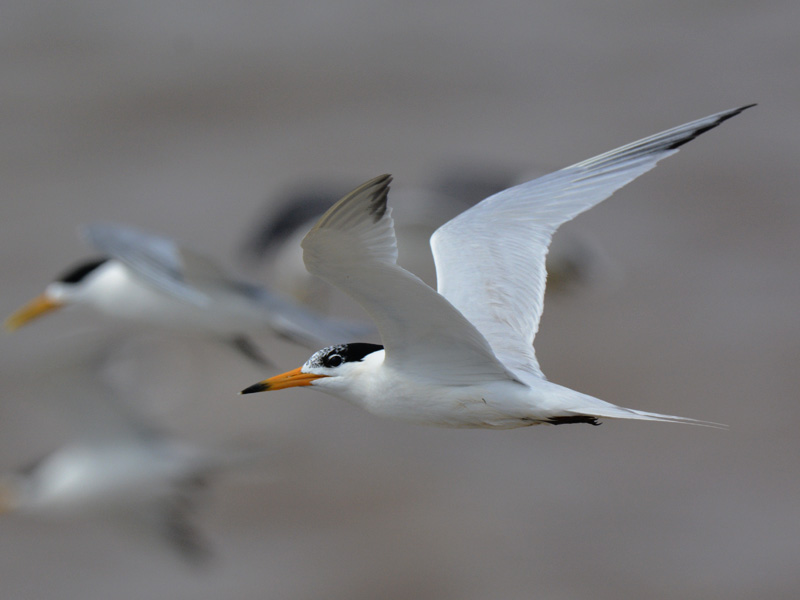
[309, 343, 384, 369]
[57, 257, 109, 284]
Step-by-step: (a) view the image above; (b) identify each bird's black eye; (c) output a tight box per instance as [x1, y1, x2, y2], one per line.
[325, 354, 343, 368]
[308, 343, 383, 370]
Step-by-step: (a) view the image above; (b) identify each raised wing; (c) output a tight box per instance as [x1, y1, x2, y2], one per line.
[431, 105, 754, 379]
[302, 174, 518, 385]
[83, 223, 213, 306]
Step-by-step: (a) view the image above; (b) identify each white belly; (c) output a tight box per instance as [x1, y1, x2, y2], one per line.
[316, 354, 568, 429]
[24, 445, 182, 515]
[364, 380, 555, 428]
[84, 262, 266, 335]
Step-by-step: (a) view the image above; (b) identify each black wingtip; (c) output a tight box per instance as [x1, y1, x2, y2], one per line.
[666, 104, 756, 150]
[366, 174, 393, 222]
[240, 382, 269, 395]
[314, 174, 393, 231]
[717, 103, 757, 122]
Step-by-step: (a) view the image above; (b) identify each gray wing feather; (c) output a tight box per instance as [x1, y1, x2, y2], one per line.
[431, 105, 754, 379]
[233, 281, 376, 346]
[82, 223, 210, 306]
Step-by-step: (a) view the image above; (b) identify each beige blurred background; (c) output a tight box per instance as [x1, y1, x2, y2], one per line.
[1, 1, 798, 599]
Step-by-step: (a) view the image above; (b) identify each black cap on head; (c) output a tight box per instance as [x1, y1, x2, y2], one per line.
[310, 343, 384, 369]
[57, 258, 109, 284]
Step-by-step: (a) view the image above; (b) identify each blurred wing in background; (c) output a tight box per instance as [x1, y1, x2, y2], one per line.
[238, 166, 606, 313]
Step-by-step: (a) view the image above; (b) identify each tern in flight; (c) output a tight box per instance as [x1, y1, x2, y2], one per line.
[242, 106, 752, 428]
[0, 431, 221, 564]
[0, 336, 268, 563]
[5, 223, 372, 364]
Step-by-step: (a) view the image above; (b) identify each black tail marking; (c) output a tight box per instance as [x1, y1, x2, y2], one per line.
[547, 416, 602, 426]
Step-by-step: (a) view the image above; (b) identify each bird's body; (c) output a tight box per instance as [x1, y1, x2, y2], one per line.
[5, 438, 207, 517]
[274, 345, 705, 429]
[306, 348, 561, 428]
[57, 258, 285, 335]
[242, 106, 753, 428]
[6, 223, 373, 363]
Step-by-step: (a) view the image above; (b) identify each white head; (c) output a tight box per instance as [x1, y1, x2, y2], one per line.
[241, 343, 384, 396]
[5, 257, 110, 330]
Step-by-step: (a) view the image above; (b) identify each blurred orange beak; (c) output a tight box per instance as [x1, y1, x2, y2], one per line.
[240, 367, 328, 394]
[5, 294, 63, 331]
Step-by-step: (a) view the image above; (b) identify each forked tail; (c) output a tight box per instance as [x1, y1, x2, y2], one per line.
[558, 389, 727, 428]
[566, 403, 727, 429]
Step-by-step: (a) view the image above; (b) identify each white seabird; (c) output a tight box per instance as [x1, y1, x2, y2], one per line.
[241, 106, 753, 428]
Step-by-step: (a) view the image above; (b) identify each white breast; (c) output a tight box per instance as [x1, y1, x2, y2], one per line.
[73, 261, 265, 334]
[313, 350, 550, 428]
[24, 445, 179, 514]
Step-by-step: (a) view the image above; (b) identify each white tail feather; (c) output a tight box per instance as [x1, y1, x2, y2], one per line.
[568, 404, 727, 429]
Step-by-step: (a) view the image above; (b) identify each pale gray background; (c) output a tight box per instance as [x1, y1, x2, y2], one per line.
[1, 1, 798, 599]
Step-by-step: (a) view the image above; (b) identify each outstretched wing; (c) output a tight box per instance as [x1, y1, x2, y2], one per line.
[431, 105, 754, 379]
[301, 175, 518, 385]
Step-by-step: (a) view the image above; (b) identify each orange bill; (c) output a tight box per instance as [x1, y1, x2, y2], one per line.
[240, 367, 328, 394]
[5, 294, 63, 331]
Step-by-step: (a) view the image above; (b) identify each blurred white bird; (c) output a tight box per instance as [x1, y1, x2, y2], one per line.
[0, 435, 219, 564]
[239, 166, 602, 311]
[5, 223, 373, 364]
[242, 106, 753, 428]
[0, 336, 267, 564]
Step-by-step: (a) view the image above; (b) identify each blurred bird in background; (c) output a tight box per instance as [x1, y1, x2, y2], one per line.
[239, 165, 612, 312]
[0, 334, 270, 565]
[5, 223, 374, 365]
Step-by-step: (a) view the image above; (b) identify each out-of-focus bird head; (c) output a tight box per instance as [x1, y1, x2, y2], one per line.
[5, 257, 110, 331]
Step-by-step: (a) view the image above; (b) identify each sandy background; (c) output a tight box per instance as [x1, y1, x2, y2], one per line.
[1, 1, 798, 599]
